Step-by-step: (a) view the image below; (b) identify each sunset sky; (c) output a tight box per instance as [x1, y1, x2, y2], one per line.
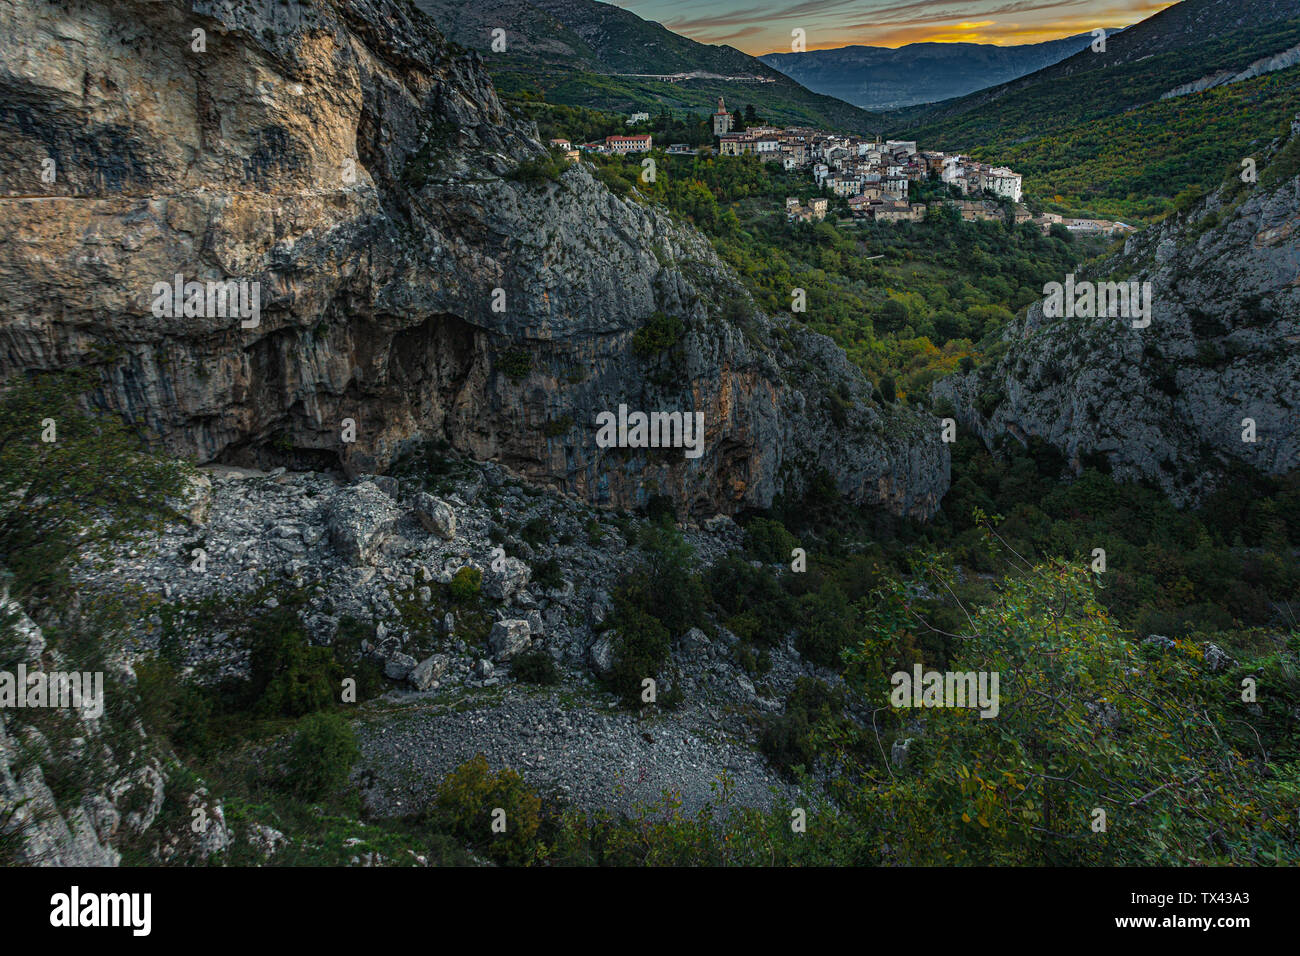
[611, 0, 1178, 54]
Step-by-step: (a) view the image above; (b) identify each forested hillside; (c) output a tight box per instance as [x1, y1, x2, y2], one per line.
[414, 0, 885, 133]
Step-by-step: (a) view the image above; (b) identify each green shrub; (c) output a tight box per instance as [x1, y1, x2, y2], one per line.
[331, 615, 386, 702]
[645, 494, 677, 526]
[285, 712, 360, 800]
[760, 678, 844, 778]
[0, 368, 188, 601]
[245, 607, 340, 718]
[618, 525, 706, 637]
[506, 151, 568, 184]
[795, 582, 857, 669]
[431, 754, 542, 864]
[594, 162, 632, 197]
[745, 517, 797, 564]
[521, 516, 550, 547]
[531, 557, 565, 592]
[511, 649, 559, 685]
[450, 567, 482, 602]
[134, 658, 216, 758]
[497, 349, 532, 381]
[608, 604, 672, 707]
[631, 311, 684, 356]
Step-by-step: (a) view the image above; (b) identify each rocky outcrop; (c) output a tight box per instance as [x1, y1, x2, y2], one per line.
[935, 150, 1300, 505]
[0, 0, 948, 519]
[1161, 42, 1300, 100]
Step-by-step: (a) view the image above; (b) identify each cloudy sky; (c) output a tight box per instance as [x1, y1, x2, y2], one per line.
[611, 0, 1177, 53]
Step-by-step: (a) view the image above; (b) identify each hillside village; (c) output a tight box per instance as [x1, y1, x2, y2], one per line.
[552, 97, 1136, 235]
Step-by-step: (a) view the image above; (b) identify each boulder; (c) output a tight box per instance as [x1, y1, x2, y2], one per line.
[172, 472, 213, 525]
[891, 737, 914, 768]
[680, 627, 709, 657]
[383, 653, 417, 681]
[490, 620, 532, 661]
[249, 824, 289, 858]
[408, 654, 449, 691]
[587, 589, 613, 627]
[545, 579, 575, 603]
[704, 513, 737, 533]
[370, 475, 400, 500]
[412, 492, 456, 540]
[326, 482, 398, 566]
[589, 633, 616, 679]
[484, 557, 530, 601]
[1204, 643, 1235, 672]
[525, 609, 545, 638]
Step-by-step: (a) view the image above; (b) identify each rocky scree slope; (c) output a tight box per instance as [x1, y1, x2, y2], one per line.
[0, 0, 947, 520]
[935, 148, 1300, 505]
[75, 455, 839, 827]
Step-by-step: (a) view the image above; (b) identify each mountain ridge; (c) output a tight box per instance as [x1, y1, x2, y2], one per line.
[893, 0, 1300, 142]
[759, 33, 1100, 110]
[413, 0, 885, 133]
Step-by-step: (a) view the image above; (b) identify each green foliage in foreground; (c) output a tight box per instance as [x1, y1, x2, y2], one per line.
[843, 556, 1299, 864]
[329, 555, 1300, 866]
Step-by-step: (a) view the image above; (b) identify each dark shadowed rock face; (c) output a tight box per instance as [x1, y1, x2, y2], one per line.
[0, 0, 948, 519]
[935, 155, 1300, 506]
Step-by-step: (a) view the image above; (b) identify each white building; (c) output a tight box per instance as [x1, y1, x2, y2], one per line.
[986, 166, 1023, 202]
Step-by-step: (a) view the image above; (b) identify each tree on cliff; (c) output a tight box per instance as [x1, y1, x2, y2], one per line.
[0, 366, 189, 602]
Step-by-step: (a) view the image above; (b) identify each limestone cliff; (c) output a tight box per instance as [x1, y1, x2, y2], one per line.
[0, 0, 948, 519]
[935, 146, 1300, 505]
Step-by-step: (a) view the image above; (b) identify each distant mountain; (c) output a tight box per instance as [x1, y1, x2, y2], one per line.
[759, 34, 1100, 110]
[413, 0, 885, 133]
[894, 0, 1300, 147]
